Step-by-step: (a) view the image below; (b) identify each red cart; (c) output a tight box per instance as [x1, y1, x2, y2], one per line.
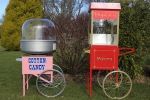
[86, 2, 134, 99]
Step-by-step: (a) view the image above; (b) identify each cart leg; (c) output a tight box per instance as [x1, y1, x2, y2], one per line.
[23, 74, 26, 96]
[26, 74, 29, 90]
[90, 69, 92, 98]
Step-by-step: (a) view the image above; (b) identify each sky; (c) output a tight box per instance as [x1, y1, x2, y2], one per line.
[0, 0, 10, 19]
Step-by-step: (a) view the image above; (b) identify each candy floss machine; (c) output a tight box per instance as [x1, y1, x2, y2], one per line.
[21, 18, 56, 54]
[16, 18, 66, 97]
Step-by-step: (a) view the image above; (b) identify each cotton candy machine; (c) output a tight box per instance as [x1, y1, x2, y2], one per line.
[17, 18, 66, 97]
[20, 18, 56, 54]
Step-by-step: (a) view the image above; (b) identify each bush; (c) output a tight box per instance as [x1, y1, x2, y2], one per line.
[54, 14, 89, 76]
[144, 54, 150, 65]
[119, 1, 150, 78]
[1, 0, 43, 50]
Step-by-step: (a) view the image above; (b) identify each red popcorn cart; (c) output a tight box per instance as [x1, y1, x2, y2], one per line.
[16, 19, 66, 97]
[85, 2, 134, 99]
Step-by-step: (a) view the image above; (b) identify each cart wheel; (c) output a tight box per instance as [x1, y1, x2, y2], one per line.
[102, 70, 132, 99]
[36, 69, 66, 97]
[97, 69, 120, 88]
[53, 64, 64, 74]
[97, 70, 109, 88]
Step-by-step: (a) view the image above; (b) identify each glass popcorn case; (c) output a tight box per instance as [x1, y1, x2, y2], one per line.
[88, 3, 121, 46]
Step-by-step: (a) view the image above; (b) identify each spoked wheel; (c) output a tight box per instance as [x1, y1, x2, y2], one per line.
[97, 69, 120, 88]
[102, 70, 132, 99]
[97, 70, 110, 88]
[36, 69, 66, 97]
[53, 64, 64, 74]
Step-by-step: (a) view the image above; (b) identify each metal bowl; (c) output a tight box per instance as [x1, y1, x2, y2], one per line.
[20, 40, 56, 54]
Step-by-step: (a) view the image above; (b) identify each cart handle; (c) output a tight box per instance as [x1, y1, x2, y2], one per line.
[119, 48, 134, 56]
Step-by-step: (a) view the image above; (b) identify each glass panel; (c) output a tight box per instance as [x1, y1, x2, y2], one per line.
[92, 19, 118, 45]
[22, 19, 56, 40]
[93, 19, 117, 34]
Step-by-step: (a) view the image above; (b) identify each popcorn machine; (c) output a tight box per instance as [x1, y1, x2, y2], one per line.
[86, 2, 134, 99]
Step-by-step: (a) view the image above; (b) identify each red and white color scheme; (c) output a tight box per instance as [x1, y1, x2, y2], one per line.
[86, 2, 134, 98]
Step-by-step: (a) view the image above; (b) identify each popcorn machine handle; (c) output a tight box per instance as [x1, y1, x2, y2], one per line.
[119, 48, 134, 56]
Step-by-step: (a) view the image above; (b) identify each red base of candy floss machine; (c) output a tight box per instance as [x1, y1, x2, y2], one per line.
[16, 19, 66, 97]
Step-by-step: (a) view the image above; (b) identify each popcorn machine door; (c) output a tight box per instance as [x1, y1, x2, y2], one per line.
[90, 45, 119, 70]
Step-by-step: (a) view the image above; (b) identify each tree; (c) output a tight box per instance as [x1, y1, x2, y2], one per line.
[42, 0, 88, 19]
[0, 25, 1, 39]
[119, 0, 150, 78]
[42, 0, 89, 75]
[0, 19, 4, 39]
[1, 0, 43, 50]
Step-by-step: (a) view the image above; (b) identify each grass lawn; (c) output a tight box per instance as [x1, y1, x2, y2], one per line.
[0, 51, 150, 100]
